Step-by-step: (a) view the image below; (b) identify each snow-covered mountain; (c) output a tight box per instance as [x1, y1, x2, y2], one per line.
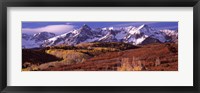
[22, 32, 55, 48]
[22, 24, 178, 48]
[160, 29, 178, 43]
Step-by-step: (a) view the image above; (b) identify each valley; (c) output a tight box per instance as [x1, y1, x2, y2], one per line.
[22, 23, 178, 71]
[22, 42, 178, 71]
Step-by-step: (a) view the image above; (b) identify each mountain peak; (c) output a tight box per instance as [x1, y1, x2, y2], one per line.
[77, 24, 93, 36]
[31, 32, 56, 42]
[81, 24, 91, 30]
[138, 24, 149, 29]
[83, 24, 87, 26]
[23, 24, 178, 48]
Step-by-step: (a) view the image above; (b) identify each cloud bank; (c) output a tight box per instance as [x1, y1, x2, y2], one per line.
[22, 24, 75, 35]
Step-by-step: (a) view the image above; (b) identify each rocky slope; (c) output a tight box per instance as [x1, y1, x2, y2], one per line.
[22, 24, 178, 48]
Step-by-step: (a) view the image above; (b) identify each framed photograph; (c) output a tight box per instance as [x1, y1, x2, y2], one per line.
[0, 0, 199, 93]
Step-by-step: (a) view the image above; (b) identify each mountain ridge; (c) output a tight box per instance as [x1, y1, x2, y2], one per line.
[22, 24, 178, 49]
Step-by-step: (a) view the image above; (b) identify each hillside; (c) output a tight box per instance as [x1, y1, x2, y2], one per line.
[22, 42, 178, 71]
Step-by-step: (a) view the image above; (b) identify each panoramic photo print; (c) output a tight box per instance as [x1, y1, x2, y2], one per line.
[22, 22, 178, 71]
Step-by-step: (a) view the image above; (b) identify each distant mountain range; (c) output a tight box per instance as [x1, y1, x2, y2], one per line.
[22, 24, 178, 49]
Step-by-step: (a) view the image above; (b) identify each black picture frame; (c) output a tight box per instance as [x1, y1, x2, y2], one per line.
[0, 0, 199, 93]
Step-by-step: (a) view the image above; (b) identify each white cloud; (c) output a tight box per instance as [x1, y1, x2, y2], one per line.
[22, 24, 75, 35]
[65, 23, 72, 25]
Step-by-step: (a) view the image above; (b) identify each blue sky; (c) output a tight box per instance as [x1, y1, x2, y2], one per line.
[22, 22, 178, 35]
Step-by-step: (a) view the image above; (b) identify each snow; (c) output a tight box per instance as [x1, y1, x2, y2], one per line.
[99, 32, 111, 41]
[102, 27, 107, 31]
[102, 27, 122, 31]
[160, 29, 178, 36]
[108, 27, 114, 30]
[83, 37, 99, 42]
[22, 24, 178, 48]
[22, 32, 56, 48]
[135, 35, 148, 44]
[137, 24, 146, 30]
[22, 39, 40, 48]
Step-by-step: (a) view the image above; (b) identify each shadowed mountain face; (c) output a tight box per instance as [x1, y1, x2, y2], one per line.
[22, 32, 55, 48]
[31, 32, 55, 42]
[140, 37, 161, 45]
[22, 49, 62, 68]
[22, 23, 178, 71]
[22, 24, 178, 49]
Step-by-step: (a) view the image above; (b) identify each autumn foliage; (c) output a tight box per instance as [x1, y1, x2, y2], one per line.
[22, 42, 178, 71]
